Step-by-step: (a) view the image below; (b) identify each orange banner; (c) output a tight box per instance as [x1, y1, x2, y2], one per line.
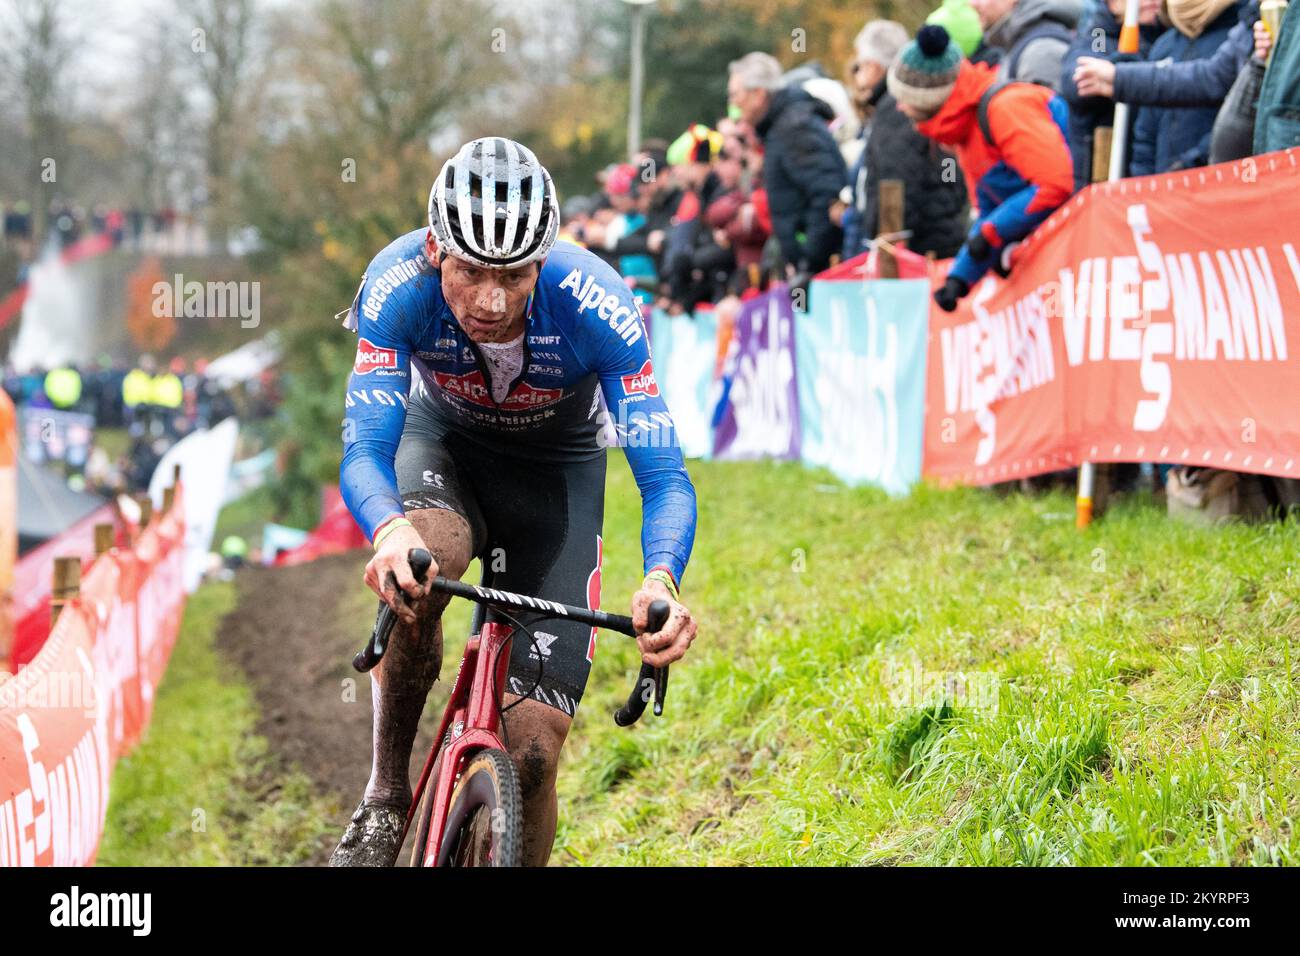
[0, 489, 186, 866]
[924, 149, 1300, 485]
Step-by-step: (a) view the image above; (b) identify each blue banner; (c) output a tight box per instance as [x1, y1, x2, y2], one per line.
[797, 279, 930, 494]
[650, 309, 718, 459]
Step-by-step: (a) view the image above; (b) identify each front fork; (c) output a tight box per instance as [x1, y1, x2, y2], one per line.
[405, 621, 515, 866]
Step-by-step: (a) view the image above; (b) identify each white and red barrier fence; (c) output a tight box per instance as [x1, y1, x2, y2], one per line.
[0, 484, 186, 866]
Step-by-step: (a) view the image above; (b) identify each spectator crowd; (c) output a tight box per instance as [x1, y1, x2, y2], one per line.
[1, 197, 208, 282]
[3, 354, 271, 499]
[558, 0, 1298, 519]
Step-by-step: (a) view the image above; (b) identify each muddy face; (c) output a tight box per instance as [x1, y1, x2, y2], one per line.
[435, 251, 541, 344]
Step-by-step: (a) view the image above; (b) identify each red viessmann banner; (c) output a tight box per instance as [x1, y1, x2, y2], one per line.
[924, 149, 1300, 485]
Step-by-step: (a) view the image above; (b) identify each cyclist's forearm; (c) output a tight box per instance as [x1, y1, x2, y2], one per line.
[617, 415, 697, 582]
[341, 377, 409, 542]
[639, 480, 697, 586]
[340, 441, 405, 543]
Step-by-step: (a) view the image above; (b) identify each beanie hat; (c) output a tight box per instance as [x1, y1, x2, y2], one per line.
[887, 25, 963, 120]
[605, 163, 636, 197]
[667, 124, 723, 166]
[853, 20, 910, 68]
[925, 0, 983, 59]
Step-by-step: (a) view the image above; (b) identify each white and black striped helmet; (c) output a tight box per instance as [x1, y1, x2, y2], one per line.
[427, 137, 560, 269]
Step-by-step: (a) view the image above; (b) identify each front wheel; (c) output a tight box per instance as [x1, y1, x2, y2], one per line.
[431, 748, 523, 867]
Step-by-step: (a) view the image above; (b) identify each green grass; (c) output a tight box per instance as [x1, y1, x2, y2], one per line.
[98, 582, 340, 866]
[553, 458, 1300, 866]
[98, 457, 1300, 866]
[212, 483, 280, 547]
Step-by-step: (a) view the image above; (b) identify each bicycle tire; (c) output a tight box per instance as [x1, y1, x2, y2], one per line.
[431, 748, 524, 867]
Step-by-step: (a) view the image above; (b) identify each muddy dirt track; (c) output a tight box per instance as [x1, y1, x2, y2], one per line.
[215, 552, 447, 865]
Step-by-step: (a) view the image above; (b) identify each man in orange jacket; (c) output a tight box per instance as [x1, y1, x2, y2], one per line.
[888, 24, 1074, 312]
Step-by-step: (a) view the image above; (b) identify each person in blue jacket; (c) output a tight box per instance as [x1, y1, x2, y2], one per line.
[728, 51, 848, 277]
[1127, 0, 1246, 175]
[1059, 0, 1165, 187]
[1073, 0, 1260, 108]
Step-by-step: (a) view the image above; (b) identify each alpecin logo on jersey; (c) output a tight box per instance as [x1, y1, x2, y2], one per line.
[621, 359, 659, 398]
[433, 370, 562, 410]
[355, 338, 398, 374]
[558, 267, 643, 346]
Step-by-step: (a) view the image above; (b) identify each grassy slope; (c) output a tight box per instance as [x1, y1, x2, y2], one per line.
[99, 458, 1300, 866]
[98, 583, 340, 866]
[555, 458, 1300, 866]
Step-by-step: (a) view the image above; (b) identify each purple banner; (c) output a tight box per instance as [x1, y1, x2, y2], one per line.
[712, 285, 800, 460]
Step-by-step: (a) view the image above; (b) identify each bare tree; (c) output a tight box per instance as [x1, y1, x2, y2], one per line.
[179, 0, 257, 247]
[124, 14, 200, 215]
[0, 0, 77, 239]
[315, 0, 511, 150]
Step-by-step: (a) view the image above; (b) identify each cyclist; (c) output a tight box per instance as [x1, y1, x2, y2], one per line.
[331, 137, 699, 866]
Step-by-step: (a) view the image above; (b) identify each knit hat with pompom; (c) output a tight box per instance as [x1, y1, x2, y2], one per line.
[887, 24, 963, 120]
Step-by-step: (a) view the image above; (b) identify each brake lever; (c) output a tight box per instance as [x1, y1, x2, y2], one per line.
[613, 598, 673, 726]
[653, 664, 668, 717]
[351, 548, 434, 672]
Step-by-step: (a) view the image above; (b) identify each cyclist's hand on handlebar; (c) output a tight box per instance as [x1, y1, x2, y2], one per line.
[632, 579, 696, 668]
[364, 523, 435, 625]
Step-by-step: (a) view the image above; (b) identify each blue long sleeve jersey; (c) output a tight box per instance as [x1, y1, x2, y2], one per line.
[339, 230, 697, 585]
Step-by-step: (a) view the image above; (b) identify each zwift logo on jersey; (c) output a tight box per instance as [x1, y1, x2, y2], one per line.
[621, 359, 659, 398]
[354, 338, 398, 375]
[558, 268, 643, 346]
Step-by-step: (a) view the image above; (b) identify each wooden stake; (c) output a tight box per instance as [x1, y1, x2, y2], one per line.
[163, 463, 182, 512]
[94, 523, 114, 556]
[52, 557, 81, 626]
[1092, 128, 1114, 185]
[138, 494, 153, 527]
[878, 180, 904, 279]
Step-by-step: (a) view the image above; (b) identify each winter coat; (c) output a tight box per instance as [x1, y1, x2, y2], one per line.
[843, 81, 969, 259]
[706, 188, 770, 281]
[1254, 0, 1300, 154]
[610, 185, 683, 269]
[754, 85, 848, 274]
[1128, 3, 1244, 176]
[985, 0, 1084, 89]
[1112, 1, 1258, 106]
[915, 60, 1073, 287]
[1059, 4, 1165, 187]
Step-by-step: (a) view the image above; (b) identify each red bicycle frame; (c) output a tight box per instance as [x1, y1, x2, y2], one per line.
[350, 552, 670, 866]
[405, 619, 515, 866]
